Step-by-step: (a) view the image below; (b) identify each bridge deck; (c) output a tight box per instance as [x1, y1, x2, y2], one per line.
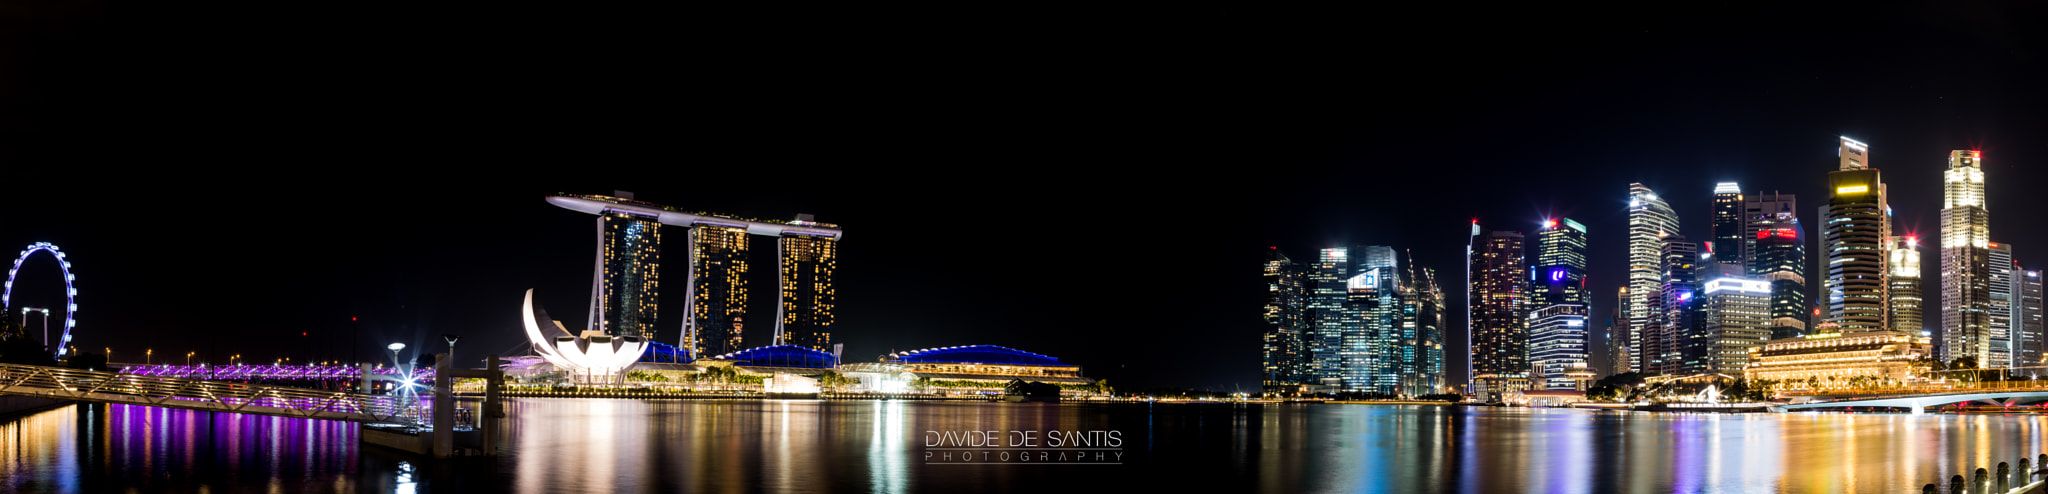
[0, 363, 424, 424]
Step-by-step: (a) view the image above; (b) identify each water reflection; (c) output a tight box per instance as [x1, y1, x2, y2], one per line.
[14, 400, 2048, 492]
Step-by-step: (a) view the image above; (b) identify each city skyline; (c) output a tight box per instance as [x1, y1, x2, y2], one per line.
[10, 5, 2048, 391]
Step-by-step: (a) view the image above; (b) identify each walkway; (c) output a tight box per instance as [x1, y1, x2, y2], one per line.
[0, 362, 425, 424]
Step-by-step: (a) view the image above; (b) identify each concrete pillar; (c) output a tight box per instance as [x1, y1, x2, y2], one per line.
[1910, 399, 1925, 415]
[359, 363, 372, 394]
[483, 355, 501, 457]
[434, 352, 452, 458]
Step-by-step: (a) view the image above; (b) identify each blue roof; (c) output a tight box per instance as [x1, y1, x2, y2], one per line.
[712, 345, 838, 369]
[639, 341, 690, 363]
[888, 345, 1063, 366]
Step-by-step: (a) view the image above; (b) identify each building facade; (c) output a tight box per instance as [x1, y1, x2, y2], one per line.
[1529, 218, 1589, 389]
[1261, 248, 1309, 388]
[1990, 242, 2015, 369]
[1661, 235, 1701, 375]
[1888, 237, 1923, 336]
[1822, 137, 1890, 333]
[1711, 182, 1744, 267]
[1398, 262, 1447, 396]
[1743, 191, 1798, 272]
[1940, 150, 1990, 366]
[1469, 229, 1528, 399]
[778, 233, 837, 353]
[1308, 248, 1349, 385]
[1743, 331, 1934, 393]
[686, 225, 750, 358]
[1755, 224, 1809, 340]
[2020, 269, 2044, 372]
[1700, 277, 1773, 374]
[1626, 184, 1681, 374]
[599, 210, 663, 339]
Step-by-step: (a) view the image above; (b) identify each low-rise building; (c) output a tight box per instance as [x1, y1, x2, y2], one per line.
[1742, 330, 1933, 393]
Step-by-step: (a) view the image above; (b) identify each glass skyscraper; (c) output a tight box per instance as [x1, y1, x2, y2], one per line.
[1529, 218, 1589, 389]
[1887, 237, 1923, 336]
[1661, 235, 1701, 375]
[599, 211, 663, 339]
[1308, 248, 1349, 385]
[1823, 137, 1891, 334]
[1261, 249, 1309, 388]
[1940, 149, 1990, 366]
[1626, 184, 1680, 375]
[1990, 242, 2014, 368]
[1755, 223, 1809, 340]
[1711, 182, 1743, 266]
[1468, 228, 1527, 399]
[2020, 268, 2044, 371]
[1399, 263, 1446, 396]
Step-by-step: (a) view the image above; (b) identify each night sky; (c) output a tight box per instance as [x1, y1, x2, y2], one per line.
[5, 4, 2048, 390]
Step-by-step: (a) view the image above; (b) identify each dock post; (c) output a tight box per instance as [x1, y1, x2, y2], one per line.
[1997, 462, 2009, 492]
[484, 355, 502, 456]
[434, 353, 452, 458]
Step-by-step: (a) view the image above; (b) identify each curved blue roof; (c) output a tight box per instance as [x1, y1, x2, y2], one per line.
[639, 341, 691, 363]
[888, 345, 1063, 366]
[712, 345, 838, 369]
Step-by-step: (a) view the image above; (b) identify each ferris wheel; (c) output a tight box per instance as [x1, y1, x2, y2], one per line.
[3, 242, 77, 358]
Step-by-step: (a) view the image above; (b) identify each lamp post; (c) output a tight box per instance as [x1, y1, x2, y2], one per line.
[443, 334, 459, 368]
[186, 351, 194, 366]
[146, 349, 152, 366]
[388, 342, 407, 372]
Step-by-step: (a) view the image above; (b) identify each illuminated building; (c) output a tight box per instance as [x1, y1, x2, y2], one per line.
[1468, 228, 1528, 400]
[546, 193, 844, 355]
[1307, 248, 1349, 384]
[1261, 248, 1309, 388]
[1743, 331, 1934, 393]
[881, 345, 1093, 387]
[686, 225, 749, 358]
[520, 289, 649, 384]
[1821, 137, 1890, 333]
[1341, 247, 1395, 393]
[1610, 288, 1630, 375]
[1938, 150, 1989, 366]
[1660, 235, 1700, 375]
[1398, 261, 1446, 396]
[1626, 184, 1680, 375]
[778, 231, 838, 353]
[1529, 218, 1588, 389]
[1887, 237, 1923, 336]
[1711, 182, 1744, 267]
[1742, 191, 1798, 272]
[1755, 225, 1809, 339]
[1701, 277, 1772, 373]
[2018, 269, 2044, 370]
[599, 209, 662, 340]
[1990, 242, 2014, 368]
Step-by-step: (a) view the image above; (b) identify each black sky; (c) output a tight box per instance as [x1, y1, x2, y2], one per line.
[3, 4, 2047, 389]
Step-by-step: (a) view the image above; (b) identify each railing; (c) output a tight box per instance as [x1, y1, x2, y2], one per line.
[1782, 381, 2048, 397]
[120, 364, 434, 382]
[0, 363, 429, 425]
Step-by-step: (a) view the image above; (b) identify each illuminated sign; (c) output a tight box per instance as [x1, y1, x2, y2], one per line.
[1348, 269, 1379, 291]
[1704, 278, 1772, 294]
[1566, 319, 1584, 327]
[1550, 268, 1566, 282]
[1836, 185, 1868, 194]
[1841, 137, 1868, 152]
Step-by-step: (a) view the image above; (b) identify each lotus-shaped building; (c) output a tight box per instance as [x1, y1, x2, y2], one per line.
[521, 289, 649, 383]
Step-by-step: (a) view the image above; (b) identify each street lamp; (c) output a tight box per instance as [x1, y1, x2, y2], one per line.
[388, 342, 407, 371]
[146, 349, 152, 366]
[443, 334, 459, 368]
[186, 351, 194, 366]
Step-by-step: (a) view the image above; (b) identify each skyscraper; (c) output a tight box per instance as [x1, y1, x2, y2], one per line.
[1822, 137, 1890, 333]
[1469, 228, 1528, 397]
[1343, 246, 1398, 393]
[1743, 191, 1798, 271]
[1711, 182, 1744, 266]
[1308, 248, 1349, 384]
[2019, 268, 2044, 371]
[1940, 149, 1990, 366]
[1990, 242, 2014, 368]
[778, 233, 837, 353]
[1611, 287, 1631, 375]
[599, 210, 663, 339]
[1888, 237, 1923, 336]
[1398, 258, 1446, 396]
[685, 225, 750, 358]
[1529, 218, 1589, 389]
[1700, 276, 1773, 373]
[1756, 225, 1810, 340]
[1661, 235, 1701, 375]
[1261, 248, 1309, 388]
[1626, 184, 1680, 374]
